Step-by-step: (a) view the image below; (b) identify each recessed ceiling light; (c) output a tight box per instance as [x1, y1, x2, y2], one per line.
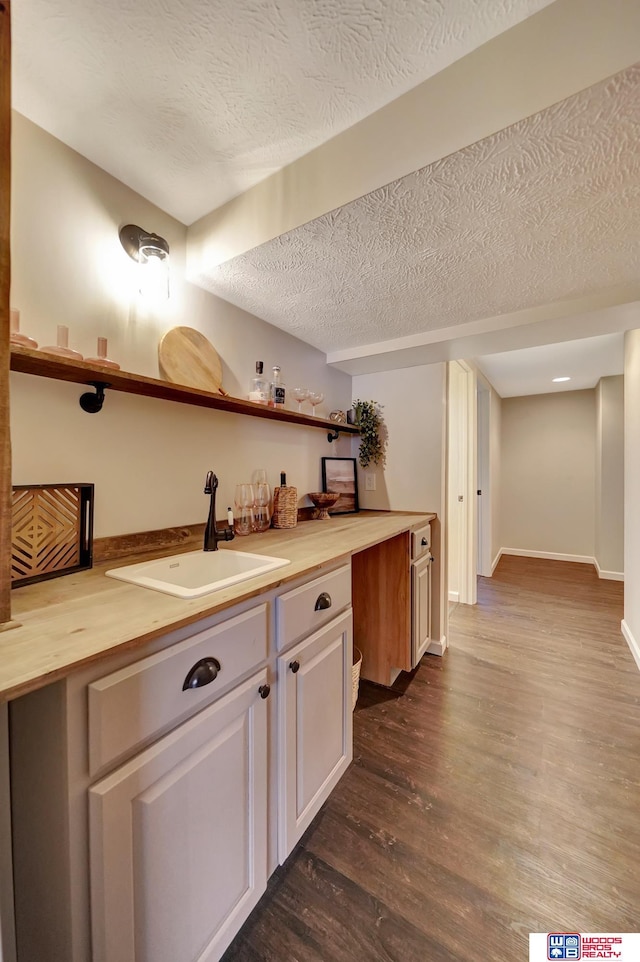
[552, 376, 571, 383]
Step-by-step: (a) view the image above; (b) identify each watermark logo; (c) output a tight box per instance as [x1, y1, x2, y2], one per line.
[548, 934, 581, 960]
[530, 933, 634, 961]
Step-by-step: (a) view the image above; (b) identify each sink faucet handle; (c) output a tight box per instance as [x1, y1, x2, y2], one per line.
[204, 471, 218, 495]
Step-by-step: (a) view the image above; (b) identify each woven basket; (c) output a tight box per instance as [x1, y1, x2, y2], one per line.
[352, 647, 363, 710]
[272, 485, 298, 528]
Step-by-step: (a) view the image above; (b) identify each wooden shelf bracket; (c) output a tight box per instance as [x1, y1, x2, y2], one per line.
[79, 381, 110, 414]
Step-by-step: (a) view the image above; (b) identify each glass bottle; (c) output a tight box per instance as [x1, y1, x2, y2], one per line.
[248, 361, 269, 405]
[270, 365, 286, 408]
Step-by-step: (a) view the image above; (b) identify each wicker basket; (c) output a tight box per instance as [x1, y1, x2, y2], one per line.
[352, 647, 363, 710]
[272, 484, 298, 528]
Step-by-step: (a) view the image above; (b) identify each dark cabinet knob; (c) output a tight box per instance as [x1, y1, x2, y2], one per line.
[258, 684, 271, 699]
[314, 591, 332, 611]
[289, 660, 300, 673]
[421, 537, 428, 546]
[182, 657, 221, 691]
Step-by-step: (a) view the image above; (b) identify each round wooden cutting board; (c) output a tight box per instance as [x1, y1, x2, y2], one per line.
[158, 326, 227, 394]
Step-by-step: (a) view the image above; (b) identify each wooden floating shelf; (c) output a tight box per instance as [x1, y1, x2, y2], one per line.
[10, 345, 360, 435]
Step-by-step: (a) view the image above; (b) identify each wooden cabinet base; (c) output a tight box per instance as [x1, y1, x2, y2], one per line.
[352, 533, 411, 687]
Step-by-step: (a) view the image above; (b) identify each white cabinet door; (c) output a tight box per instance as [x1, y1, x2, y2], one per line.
[89, 670, 269, 962]
[412, 554, 432, 667]
[278, 610, 353, 862]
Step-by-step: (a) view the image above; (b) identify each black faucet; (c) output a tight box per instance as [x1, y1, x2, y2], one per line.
[203, 471, 235, 551]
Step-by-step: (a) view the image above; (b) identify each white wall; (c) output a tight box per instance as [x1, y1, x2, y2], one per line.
[10, 114, 352, 536]
[500, 390, 596, 560]
[351, 363, 447, 646]
[350, 365, 445, 515]
[623, 329, 640, 667]
[595, 375, 624, 578]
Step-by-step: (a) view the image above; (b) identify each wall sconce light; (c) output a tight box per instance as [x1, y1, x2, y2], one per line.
[119, 224, 170, 299]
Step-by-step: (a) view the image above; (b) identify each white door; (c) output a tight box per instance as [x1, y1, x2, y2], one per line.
[447, 361, 477, 605]
[89, 670, 269, 962]
[476, 381, 492, 577]
[278, 610, 353, 862]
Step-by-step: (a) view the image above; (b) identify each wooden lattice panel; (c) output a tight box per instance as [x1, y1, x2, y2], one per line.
[11, 484, 94, 587]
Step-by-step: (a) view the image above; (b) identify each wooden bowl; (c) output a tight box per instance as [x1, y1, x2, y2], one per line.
[308, 492, 340, 520]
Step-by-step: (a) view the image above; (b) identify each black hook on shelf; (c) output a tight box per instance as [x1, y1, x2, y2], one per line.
[79, 381, 110, 414]
[327, 429, 340, 442]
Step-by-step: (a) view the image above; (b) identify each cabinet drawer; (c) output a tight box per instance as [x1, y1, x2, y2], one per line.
[411, 523, 431, 561]
[276, 564, 351, 651]
[88, 604, 267, 775]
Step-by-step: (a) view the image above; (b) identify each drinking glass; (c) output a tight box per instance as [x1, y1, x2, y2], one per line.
[308, 391, 324, 415]
[253, 481, 272, 532]
[291, 386, 309, 413]
[252, 468, 267, 485]
[234, 483, 255, 536]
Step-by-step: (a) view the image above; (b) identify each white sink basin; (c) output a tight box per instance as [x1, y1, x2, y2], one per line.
[106, 549, 290, 599]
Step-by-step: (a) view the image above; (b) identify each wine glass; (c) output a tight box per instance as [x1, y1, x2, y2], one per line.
[308, 391, 324, 416]
[234, 483, 255, 536]
[291, 386, 309, 413]
[253, 481, 272, 532]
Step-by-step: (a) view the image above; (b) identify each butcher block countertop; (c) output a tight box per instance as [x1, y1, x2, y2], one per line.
[1, 510, 434, 702]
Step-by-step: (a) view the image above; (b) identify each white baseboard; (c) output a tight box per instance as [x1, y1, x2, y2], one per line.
[594, 558, 624, 581]
[426, 636, 447, 657]
[448, 590, 459, 603]
[490, 549, 503, 575]
[501, 548, 596, 565]
[621, 620, 640, 672]
[500, 548, 624, 580]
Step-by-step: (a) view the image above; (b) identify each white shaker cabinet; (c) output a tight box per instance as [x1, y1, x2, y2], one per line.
[10, 603, 269, 962]
[411, 523, 433, 668]
[89, 670, 269, 962]
[275, 567, 353, 862]
[10, 562, 356, 962]
[411, 554, 432, 666]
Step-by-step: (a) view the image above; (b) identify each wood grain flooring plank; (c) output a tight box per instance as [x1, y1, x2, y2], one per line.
[304, 805, 530, 962]
[224, 851, 458, 962]
[224, 555, 639, 962]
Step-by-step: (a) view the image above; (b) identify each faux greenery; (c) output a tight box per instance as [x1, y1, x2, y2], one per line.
[353, 399, 386, 468]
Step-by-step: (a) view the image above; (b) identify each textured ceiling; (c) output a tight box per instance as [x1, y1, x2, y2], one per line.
[12, 0, 553, 225]
[476, 333, 624, 398]
[199, 65, 640, 354]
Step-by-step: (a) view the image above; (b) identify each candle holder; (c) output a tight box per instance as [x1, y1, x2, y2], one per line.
[40, 325, 83, 360]
[85, 337, 120, 370]
[9, 309, 38, 349]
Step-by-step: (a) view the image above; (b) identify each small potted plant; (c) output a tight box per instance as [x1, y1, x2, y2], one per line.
[352, 399, 386, 468]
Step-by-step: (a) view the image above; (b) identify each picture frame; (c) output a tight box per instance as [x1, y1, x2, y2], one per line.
[321, 457, 359, 514]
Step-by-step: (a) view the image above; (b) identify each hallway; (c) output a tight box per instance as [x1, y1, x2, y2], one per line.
[224, 556, 637, 961]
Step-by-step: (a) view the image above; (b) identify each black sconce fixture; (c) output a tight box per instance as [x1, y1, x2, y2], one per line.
[119, 224, 170, 299]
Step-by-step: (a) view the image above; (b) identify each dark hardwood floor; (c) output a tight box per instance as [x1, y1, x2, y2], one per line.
[223, 556, 638, 961]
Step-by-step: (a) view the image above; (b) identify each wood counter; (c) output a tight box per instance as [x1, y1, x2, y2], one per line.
[2, 510, 434, 702]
